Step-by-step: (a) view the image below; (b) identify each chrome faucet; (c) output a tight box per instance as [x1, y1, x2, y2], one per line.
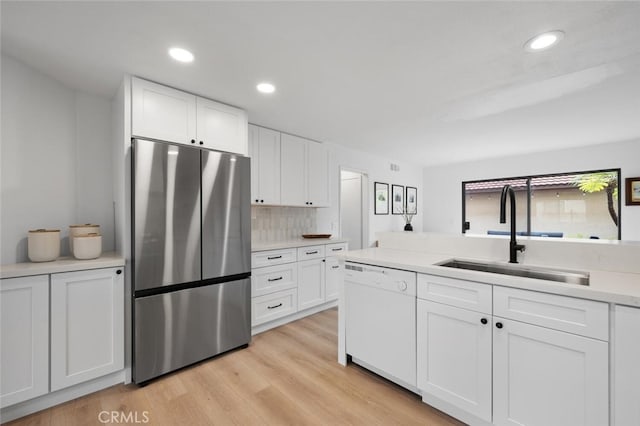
[499, 185, 526, 263]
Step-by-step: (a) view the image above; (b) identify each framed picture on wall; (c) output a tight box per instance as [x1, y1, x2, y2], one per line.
[374, 182, 389, 215]
[626, 177, 640, 205]
[406, 186, 417, 213]
[392, 184, 404, 214]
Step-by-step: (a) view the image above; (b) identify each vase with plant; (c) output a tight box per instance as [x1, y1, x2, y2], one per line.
[402, 207, 416, 231]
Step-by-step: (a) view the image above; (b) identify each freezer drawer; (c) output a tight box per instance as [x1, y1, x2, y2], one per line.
[133, 278, 250, 383]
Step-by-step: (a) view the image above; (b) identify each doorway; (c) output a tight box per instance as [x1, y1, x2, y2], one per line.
[340, 168, 368, 250]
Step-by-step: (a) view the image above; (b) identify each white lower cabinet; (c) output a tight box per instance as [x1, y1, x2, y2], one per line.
[251, 242, 346, 331]
[50, 268, 124, 391]
[493, 317, 608, 426]
[417, 299, 492, 422]
[324, 257, 342, 301]
[417, 274, 609, 426]
[0, 276, 49, 408]
[297, 259, 325, 311]
[613, 304, 640, 425]
[252, 288, 298, 326]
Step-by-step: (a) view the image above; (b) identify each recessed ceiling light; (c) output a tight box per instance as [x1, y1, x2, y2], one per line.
[256, 82, 276, 94]
[168, 47, 194, 63]
[524, 30, 565, 52]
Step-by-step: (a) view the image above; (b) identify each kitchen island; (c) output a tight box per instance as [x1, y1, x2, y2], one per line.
[339, 232, 640, 426]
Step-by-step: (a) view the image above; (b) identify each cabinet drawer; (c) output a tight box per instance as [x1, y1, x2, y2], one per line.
[417, 274, 492, 314]
[252, 264, 297, 297]
[297, 245, 325, 261]
[251, 248, 297, 268]
[493, 286, 609, 341]
[326, 242, 348, 256]
[252, 289, 297, 326]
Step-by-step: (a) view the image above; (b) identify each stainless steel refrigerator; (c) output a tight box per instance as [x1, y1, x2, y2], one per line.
[132, 138, 251, 384]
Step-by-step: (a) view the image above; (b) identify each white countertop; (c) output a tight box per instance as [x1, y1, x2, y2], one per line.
[0, 252, 125, 279]
[343, 248, 640, 307]
[252, 238, 349, 252]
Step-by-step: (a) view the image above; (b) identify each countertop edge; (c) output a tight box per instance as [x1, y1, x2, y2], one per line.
[252, 238, 349, 252]
[1, 252, 126, 279]
[343, 249, 640, 308]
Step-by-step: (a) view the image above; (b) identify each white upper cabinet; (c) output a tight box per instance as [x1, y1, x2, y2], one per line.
[281, 133, 308, 206]
[249, 125, 281, 205]
[306, 140, 330, 207]
[0, 276, 49, 408]
[132, 77, 197, 144]
[280, 133, 329, 207]
[132, 77, 248, 155]
[196, 97, 248, 155]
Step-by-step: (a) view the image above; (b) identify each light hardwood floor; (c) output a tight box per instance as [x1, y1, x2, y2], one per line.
[5, 308, 463, 425]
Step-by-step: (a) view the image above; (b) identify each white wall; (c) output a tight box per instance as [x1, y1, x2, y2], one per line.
[1, 55, 114, 263]
[422, 139, 640, 241]
[317, 142, 424, 247]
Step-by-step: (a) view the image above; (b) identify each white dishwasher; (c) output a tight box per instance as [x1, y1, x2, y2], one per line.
[344, 261, 417, 391]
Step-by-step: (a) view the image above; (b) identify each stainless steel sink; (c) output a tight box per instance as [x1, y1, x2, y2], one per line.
[437, 259, 590, 286]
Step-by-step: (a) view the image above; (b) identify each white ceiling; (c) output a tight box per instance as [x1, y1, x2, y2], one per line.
[2, 1, 640, 167]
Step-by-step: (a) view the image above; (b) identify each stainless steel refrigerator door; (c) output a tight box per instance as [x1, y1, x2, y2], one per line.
[201, 151, 251, 279]
[133, 278, 251, 383]
[133, 139, 201, 291]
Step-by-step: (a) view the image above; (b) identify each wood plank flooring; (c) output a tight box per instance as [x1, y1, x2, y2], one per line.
[5, 308, 463, 426]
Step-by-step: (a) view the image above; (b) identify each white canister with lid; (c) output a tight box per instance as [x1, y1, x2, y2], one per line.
[72, 233, 102, 260]
[28, 229, 61, 262]
[69, 224, 100, 252]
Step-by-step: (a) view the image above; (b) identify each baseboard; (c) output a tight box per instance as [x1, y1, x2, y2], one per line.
[421, 392, 492, 426]
[0, 370, 126, 423]
[252, 299, 338, 335]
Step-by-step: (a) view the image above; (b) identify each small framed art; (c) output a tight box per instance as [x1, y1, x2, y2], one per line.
[625, 177, 640, 206]
[374, 182, 389, 215]
[405, 186, 417, 213]
[392, 185, 404, 214]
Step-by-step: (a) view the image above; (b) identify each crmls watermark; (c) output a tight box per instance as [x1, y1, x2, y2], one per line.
[98, 410, 150, 424]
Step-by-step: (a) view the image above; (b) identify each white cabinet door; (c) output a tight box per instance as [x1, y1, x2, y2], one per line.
[249, 124, 281, 205]
[50, 268, 124, 391]
[614, 305, 640, 426]
[0, 276, 49, 408]
[297, 259, 325, 310]
[131, 77, 196, 144]
[417, 300, 492, 422]
[280, 133, 307, 206]
[325, 257, 342, 301]
[306, 141, 329, 207]
[493, 317, 608, 426]
[249, 124, 260, 203]
[196, 97, 248, 155]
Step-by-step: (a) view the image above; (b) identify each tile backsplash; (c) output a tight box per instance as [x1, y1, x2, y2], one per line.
[251, 206, 317, 243]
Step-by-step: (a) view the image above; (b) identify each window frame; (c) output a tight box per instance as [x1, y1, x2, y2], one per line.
[462, 168, 622, 240]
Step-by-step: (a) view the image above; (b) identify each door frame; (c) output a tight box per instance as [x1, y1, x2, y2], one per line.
[338, 166, 369, 249]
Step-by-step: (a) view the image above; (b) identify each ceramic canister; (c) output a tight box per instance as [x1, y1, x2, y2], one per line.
[27, 229, 61, 262]
[69, 224, 100, 252]
[72, 233, 102, 260]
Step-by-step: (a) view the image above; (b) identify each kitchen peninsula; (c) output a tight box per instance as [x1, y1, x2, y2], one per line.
[340, 232, 640, 426]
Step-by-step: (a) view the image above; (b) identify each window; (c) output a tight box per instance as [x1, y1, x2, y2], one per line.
[462, 169, 621, 240]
